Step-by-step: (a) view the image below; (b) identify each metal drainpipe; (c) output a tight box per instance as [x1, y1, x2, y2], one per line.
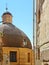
[33, 0, 36, 65]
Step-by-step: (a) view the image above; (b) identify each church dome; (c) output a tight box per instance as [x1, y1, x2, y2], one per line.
[0, 10, 32, 49]
[0, 23, 32, 49]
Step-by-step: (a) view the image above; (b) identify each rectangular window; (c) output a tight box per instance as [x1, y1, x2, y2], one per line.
[10, 51, 17, 62]
[28, 53, 30, 62]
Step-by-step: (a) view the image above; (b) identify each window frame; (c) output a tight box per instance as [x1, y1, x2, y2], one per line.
[10, 51, 17, 62]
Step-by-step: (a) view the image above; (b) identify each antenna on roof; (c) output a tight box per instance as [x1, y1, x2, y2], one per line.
[6, 3, 8, 12]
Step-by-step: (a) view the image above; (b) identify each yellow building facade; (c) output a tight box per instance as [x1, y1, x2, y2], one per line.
[2, 47, 34, 65]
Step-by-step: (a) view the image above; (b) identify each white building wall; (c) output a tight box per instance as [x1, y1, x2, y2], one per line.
[38, 0, 49, 51]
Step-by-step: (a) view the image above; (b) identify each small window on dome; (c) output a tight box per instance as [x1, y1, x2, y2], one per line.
[23, 39, 27, 45]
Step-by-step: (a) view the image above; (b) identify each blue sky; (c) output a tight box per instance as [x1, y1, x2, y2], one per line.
[0, 0, 33, 47]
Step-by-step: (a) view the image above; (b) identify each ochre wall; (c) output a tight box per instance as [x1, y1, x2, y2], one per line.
[2, 14, 12, 23]
[2, 47, 34, 65]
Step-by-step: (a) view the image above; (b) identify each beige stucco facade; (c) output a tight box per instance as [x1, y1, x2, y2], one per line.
[36, 0, 49, 65]
[39, 0, 49, 51]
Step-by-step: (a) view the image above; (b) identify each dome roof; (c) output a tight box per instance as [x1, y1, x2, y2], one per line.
[0, 23, 32, 49]
[2, 12, 12, 16]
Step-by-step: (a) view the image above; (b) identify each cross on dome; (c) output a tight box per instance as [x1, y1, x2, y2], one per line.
[6, 3, 8, 12]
